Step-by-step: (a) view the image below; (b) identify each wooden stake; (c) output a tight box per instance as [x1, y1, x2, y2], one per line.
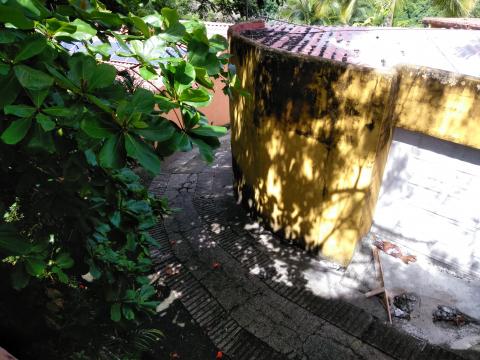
[368, 246, 392, 324]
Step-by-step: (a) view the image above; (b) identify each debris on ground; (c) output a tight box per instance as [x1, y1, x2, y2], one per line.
[432, 305, 475, 326]
[156, 290, 181, 313]
[391, 293, 418, 320]
[394, 293, 417, 313]
[165, 265, 181, 276]
[373, 237, 417, 264]
[212, 262, 221, 270]
[392, 307, 410, 319]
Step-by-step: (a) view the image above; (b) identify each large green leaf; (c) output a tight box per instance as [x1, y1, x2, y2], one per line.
[133, 118, 175, 142]
[0, 223, 30, 255]
[109, 211, 121, 228]
[67, 55, 116, 92]
[167, 131, 192, 152]
[186, 23, 209, 43]
[125, 134, 161, 174]
[142, 14, 163, 28]
[154, 95, 178, 112]
[139, 66, 157, 80]
[86, 94, 112, 113]
[52, 266, 68, 283]
[4, 104, 36, 118]
[42, 107, 76, 117]
[188, 39, 221, 75]
[194, 67, 214, 90]
[0, 5, 34, 29]
[0, 70, 21, 107]
[124, 200, 150, 215]
[209, 34, 228, 53]
[87, 63, 116, 91]
[129, 15, 150, 37]
[179, 88, 212, 107]
[89, 10, 123, 27]
[111, 303, 121, 322]
[122, 305, 135, 320]
[86, 42, 111, 58]
[25, 258, 46, 276]
[14, 65, 53, 91]
[159, 22, 186, 43]
[161, 8, 179, 27]
[1, 117, 32, 144]
[81, 117, 118, 139]
[190, 125, 227, 138]
[36, 113, 55, 131]
[129, 35, 166, 62]
[46, 18, 76, 36]
[6, 0, 50, 20]
[57, 18, 96, 41]
[99, 133, 124, 169]
[118, 89, 155, 124]
[172, 61, 195, 95]
[181, 109, 200, 129]
[67, 54, 96, 89]
[55, 252, 74, 269]
[27, 89, 49, 108]
[14, 36, 47, 63]
[45, 63, 78, 90]
[188, 39, 209, 64]
[191, 137, 214, 163]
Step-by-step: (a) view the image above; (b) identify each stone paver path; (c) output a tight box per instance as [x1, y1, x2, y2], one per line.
[149, 134, 465, 360]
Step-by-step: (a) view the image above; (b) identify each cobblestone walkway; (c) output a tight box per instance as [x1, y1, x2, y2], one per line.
[149, 134, 465, 360]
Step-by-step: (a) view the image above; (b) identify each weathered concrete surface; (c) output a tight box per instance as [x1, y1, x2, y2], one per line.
[373, 128, 480, 278]
[394, 69, 480, 149]
[228, 21, 480, 265]
[149, 134, 474, 359]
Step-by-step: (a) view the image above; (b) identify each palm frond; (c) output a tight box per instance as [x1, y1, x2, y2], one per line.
[339, 0, 358, 23]
[433, 0, 478, 16]
[132, 328, 164, 352]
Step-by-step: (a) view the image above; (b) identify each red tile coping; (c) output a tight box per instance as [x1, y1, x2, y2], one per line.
[423, 17, 480, 30]
[229, 20, 480, 78]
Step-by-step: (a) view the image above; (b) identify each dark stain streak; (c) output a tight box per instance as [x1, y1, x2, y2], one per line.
[294, 129, 332, 147]
[365, 121, 375, 131]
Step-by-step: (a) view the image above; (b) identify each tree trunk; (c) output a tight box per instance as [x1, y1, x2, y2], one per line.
[386, 0, 397, 27]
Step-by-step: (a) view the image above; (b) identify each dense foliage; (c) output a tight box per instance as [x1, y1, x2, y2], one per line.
[100, 0, 272, 21]
[0, 0, 241, 358]
[276, 0, 479, 26]
[164, 0, 480, 25]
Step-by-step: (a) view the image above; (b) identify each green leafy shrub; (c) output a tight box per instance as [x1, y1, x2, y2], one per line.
[0, 0, 241, 358]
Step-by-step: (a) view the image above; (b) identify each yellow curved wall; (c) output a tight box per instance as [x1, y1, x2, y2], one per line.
[229, 26, 480, 266]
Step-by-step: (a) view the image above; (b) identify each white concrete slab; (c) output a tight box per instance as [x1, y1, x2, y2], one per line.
[373, 128, 480, 278]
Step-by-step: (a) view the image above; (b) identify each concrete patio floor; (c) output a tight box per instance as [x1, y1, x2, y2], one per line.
[149, 133, 477, 360]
